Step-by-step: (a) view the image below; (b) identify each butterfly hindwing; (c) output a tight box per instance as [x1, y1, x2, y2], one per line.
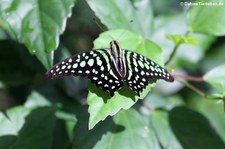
[46, 49, 123, 96]
[124, 50, 174, 96]
[86, 49, 123, 96]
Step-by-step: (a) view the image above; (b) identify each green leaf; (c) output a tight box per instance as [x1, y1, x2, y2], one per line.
[144, 93, 184, 110]
[87, 29, 163, 129]
[94, 29, 164, 65]
[0, 0, 76, 68]
[152, 0, 178, 14]
[73, 108, 160, 149]
[55, 110, 77, 141]
[0, 16, 15, 39]
[166, 34, 198, 46]
[24, 89, 78, 142]
[150, 110, 182, 149]
[94, 109, 159, 149]
[169, 106, 225, 149]
[188, 96, 225, 143]
[86, 0, 153, 39]
[24, 91, 51, 108]
[203, 64, 225, 95]
[187, 0, 225, 36]
[201, 44, 225, 72]
[152, 14, 215, 68]
[0, 106, 30, 136]
[0, 106, 56, 149]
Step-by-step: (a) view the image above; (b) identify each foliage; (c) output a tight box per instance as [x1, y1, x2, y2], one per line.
[87, 29, 162, 129]
[0, 0, 225, 148]
[0, 0, 76, 69]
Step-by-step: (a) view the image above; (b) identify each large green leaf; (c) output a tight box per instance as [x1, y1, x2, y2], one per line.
[0, 106, 30, 136]
[144, 93, 184, 110]
[169, 106, 225, 149]
[187, 0, 225, 36]
[27, 86, 79, 149]
[0, 0, 76, 68]
[73, 108, 160, 149]
[150, 110, 182, 149]
[188, 96, 225, 143]
[0, 106, 56, 149]
[86, 0, 153, 39]
[94, 109, 159, 149]
[203, 64, 225, 95]
[87, 29, 163, 129]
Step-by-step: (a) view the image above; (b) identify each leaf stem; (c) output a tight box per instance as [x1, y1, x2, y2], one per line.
[178, 80, 207, 97]
[206, 95, 224, 100]
[165, 30, 190, 66]
[173, 74, 204, 82]
[176, 76, 225, 101]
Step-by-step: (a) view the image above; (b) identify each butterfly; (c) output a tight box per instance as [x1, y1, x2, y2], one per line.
[46, 40, 174, 96]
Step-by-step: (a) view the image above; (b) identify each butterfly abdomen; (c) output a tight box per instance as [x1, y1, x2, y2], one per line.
[109, 40, 128, 79]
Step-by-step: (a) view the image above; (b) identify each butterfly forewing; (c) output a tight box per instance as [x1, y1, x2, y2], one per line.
[46, 49, 123, 96]
[124, 50, 174, 96]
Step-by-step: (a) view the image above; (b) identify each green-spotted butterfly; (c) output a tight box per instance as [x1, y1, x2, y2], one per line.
[46, 40, 174, 96]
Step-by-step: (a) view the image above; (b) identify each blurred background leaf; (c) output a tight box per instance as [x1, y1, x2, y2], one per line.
[152, 14, 215, 68]
[87, 0, 154, 39]
[0, 106, 56, 149]
[73, 109, 160, 149]
[169, 106, 225, 149]
[166, 34, 198, 46]
[187, 0, 225, 36]
[204, 64, 225, 96]
[0, 0, 225, 148]
[150, 110, 183, 149]
[0, 0, 76, 68]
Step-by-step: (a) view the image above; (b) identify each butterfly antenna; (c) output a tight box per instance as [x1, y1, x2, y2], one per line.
[93, 18, 106, 32]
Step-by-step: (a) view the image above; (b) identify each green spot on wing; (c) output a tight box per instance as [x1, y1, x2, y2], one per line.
[73, 63, 78, 68]
[144, 63, 149, 69]
[138, 60, 144, 68]
[87, 58, 94, 66]
[61, 65, 66, 69]
[80, 61, 86, 67]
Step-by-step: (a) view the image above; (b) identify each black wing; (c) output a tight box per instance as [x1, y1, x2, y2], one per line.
[46, 49, 123, 96]
[124, 50, 174, 96]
